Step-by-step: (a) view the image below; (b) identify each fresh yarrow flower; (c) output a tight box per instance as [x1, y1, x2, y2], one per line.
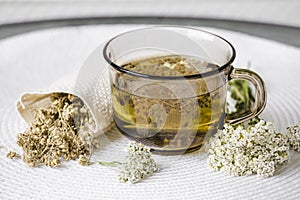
[118, 141, 158, 183]
[287, 125, 300, 152]
[208, 120, 289, 178]
[99, 141, 158, 184]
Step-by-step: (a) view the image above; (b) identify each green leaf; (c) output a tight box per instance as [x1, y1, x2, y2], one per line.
[227, 80, 255, 116]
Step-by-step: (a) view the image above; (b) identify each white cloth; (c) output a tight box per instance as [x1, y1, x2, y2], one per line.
[16, 44, 113, 136]
[0, 25, 300, 200]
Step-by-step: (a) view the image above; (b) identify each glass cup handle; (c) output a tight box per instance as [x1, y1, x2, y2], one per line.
[226, 67, 267, 125]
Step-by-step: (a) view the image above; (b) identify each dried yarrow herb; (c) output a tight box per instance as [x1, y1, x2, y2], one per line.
[17, 93, 97, 167]
[7, 151, 18, 159]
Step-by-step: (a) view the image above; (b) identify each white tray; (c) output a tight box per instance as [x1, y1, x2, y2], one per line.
[0, 25, 299, 200]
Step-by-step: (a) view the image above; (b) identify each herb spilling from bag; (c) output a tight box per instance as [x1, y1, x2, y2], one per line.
[15, 93, 98, 167]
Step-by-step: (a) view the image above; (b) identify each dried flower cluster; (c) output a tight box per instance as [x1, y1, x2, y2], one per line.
[208, 120, 289, 177]
[287, 125, 300, 152]
[118, 141, 158, 183]
[17, 93, 96, 167]
[7, 151, 18, 159]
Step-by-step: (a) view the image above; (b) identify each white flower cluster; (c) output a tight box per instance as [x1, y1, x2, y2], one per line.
[118, 141, 158, 183]
[208, 120, 289, 177]
[287, 125, 300, 152]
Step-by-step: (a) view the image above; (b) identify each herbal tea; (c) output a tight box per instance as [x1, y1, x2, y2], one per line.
[111, 55, 227, 154]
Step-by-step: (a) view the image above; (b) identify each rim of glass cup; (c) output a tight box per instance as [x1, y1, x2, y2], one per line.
[103, 26, 236, 80]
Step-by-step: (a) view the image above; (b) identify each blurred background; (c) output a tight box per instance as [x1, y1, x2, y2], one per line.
[0, 0, 299, 27]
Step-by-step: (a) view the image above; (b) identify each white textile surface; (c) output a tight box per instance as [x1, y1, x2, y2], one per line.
[0, 25, 300, 200]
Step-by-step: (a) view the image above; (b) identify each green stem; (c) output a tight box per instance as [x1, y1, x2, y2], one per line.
[98, 161, 123, 167]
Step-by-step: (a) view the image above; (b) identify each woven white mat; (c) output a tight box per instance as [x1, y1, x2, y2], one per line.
[0, 25, 300, 200]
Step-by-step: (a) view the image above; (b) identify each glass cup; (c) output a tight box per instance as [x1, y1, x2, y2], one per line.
[103, 26, 266, 154]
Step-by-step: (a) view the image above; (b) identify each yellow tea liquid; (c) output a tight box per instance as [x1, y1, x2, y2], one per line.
[111, 55, 226, 154]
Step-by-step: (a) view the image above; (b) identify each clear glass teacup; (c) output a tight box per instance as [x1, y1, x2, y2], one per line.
[104, 26, 266, 154]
